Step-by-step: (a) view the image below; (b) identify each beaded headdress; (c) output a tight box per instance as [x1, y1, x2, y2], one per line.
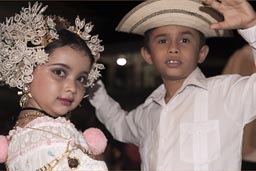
[0, 2, 104, 91]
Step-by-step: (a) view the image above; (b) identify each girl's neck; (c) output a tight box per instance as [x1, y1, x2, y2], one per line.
[20, 107, 52, 117]
[16, 107, 56, 128]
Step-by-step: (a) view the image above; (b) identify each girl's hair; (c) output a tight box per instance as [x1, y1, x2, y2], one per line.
[45, 29, 94, 64]
[143, 28, 206, 52]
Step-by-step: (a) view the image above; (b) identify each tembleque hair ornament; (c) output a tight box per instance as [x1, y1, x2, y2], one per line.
[0, 2, 104, 91]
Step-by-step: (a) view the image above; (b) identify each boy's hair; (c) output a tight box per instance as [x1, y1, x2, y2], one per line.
[45, 29, 94, 64]
[143, 28, 206, 52]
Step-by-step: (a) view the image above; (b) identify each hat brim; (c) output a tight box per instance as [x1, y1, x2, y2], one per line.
[116, 0, 232, 37]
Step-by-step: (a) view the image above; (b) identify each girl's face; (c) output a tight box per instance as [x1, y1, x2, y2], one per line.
[28, 46, 91, 117]
[141, 25, 209, 85]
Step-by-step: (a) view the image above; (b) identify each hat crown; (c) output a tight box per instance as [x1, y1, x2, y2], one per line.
[116, 0, 232, 37]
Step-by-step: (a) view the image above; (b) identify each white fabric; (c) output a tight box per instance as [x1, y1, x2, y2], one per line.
[89, 26, 256, 171]
[238, 25, 256, 66]
[7, 116, 107, 171]
[222, 44, 256, 163]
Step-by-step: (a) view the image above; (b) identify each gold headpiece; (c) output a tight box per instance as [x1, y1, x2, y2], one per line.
[0, 2, 104, 90]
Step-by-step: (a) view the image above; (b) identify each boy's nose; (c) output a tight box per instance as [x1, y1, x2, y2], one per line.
[169, 49, 179, 54]
[168, 42, 179, 54]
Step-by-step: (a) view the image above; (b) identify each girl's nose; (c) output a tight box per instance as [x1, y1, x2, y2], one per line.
[65, 79, 77, 93]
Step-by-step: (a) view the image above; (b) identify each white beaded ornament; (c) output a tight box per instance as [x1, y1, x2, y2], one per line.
[0, 2, 104, 90]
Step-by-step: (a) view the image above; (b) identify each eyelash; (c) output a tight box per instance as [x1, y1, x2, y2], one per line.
[77, 76, 87, 84]
[52, 69, 87, 84]
[180, 38, 190, 43]
[52, 69, 66, 77]
[157, 38, 190, 44]
[158, 39, 167, 44]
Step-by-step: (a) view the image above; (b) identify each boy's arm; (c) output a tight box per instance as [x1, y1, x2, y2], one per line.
[201, 0, 256, 30]
[238, 25, 256, 65]
[202, 0, 256, 63]
[88, 80, 140, 145]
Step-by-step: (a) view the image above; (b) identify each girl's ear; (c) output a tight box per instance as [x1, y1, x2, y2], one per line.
[141, 47, 153, 64]
[198, 45, 209, 64]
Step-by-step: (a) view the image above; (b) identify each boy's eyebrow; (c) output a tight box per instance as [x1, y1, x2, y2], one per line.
[180, 31, 192, 34]
[180, 30, 194, 36]
[152, 31, 195, 39]
[153, 33, 168, 38]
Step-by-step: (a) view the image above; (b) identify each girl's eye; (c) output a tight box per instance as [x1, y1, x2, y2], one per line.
[52, 69, 66, 77]
[77, 75, 87, 84]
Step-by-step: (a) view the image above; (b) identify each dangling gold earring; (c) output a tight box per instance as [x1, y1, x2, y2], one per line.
[18, 84, 32, 108]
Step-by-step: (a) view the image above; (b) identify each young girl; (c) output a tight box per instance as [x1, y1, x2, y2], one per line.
[0, 2, 107, 170]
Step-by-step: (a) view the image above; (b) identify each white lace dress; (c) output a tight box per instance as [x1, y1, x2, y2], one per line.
[6, 116, 108, 171]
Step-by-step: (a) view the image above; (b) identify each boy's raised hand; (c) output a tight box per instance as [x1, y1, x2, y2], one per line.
[201, 0, 256, 30]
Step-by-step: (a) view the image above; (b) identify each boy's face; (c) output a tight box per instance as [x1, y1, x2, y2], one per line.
[141, 25, 209, 83]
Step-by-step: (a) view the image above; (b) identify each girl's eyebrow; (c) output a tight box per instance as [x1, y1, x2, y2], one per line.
[48, 63, 89, 75]
[48, 63, 70, 69]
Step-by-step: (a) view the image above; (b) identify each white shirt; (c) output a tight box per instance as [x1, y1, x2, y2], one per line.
[90, 26, 256, 171]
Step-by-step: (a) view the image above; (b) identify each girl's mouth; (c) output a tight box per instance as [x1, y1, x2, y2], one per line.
[58, 98, 73, 106]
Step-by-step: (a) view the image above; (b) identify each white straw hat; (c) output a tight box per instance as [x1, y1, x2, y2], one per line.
[116, 0, 231, 37]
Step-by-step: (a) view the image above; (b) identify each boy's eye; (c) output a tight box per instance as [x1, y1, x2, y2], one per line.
[180, 38, 190, 43]
[52, 69, 66, 77]
[158, 39, 167, 44]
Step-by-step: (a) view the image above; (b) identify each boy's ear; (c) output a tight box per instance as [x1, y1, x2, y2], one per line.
[198, 45, 209, 64]
[141, 47, 153, 64]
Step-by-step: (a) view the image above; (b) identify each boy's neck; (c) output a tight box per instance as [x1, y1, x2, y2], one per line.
[163, 79, 185, 103]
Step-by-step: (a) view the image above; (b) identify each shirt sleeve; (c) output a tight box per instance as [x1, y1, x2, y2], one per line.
[238, 25, 256, 65]
[89, 80, 140, 145]
[226, 25, 256, 124]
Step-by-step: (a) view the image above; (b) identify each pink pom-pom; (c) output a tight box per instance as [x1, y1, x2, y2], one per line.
[83, 128, 107, 155]
[0, 135, 8, 163]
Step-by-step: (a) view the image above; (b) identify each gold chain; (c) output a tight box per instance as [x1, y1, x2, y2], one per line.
[18, 112, 45, 120]
[15, 112, 45, 128]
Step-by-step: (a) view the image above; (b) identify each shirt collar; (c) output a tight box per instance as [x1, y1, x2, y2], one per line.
[143, 67, 207, 107]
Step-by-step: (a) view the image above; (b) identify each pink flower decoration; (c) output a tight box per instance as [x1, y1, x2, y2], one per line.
[83, 128, 107, 155]
[0, 135, 8, 163]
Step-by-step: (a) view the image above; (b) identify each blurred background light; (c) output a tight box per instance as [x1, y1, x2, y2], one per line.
[116, 57, 127, 66]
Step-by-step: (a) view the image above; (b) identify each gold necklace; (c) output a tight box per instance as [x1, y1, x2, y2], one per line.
[16, 112, 45, 128]
[18, 112, 45, 120]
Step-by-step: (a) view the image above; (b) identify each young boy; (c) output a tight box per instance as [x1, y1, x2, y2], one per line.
[89, 0, 256, 170]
